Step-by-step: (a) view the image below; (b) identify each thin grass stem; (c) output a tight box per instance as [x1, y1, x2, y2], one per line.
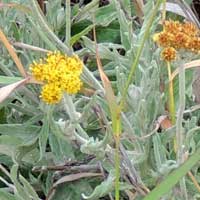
[115, 135, 120, 200]
[187, 171, 200, 193]
[114, 114, 121, 200]
[162, 0, 166, 23]
[167, 61, 175, 124]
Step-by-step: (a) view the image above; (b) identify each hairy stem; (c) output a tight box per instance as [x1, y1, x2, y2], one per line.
[176, 62, 187, 199]
[63, 94, 89, 139]
[176, 63, 185, 164]
[65, 0, 71, 47]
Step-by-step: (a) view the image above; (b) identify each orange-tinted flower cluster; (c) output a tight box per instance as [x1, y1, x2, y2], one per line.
[161, 47, 176, 62]
[30, 51, 83, 104]
[153, 20, 200, 61]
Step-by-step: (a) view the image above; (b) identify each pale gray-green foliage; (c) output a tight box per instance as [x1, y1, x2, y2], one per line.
[0, 0, 200, 200]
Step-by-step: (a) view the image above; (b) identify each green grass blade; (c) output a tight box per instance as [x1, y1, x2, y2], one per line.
[144, 148, 200, 200]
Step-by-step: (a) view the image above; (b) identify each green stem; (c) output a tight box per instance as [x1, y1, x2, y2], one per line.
[119, 0, 163, 109]
[143, 148, 200, 200]
[115, 135, 120, 200]
[167, 61, 175, 124]
[114, 113, 121, 200]
[162, 0, 166, 23]
[65, 0, 71, 47]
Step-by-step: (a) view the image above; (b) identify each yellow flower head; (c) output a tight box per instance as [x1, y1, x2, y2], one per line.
[161, 47, 176, 62]
[30, 51, 83, 104]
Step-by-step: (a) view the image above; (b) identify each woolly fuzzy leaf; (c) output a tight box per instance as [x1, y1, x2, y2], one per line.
[10, 165, 40, 200]
[82, 170, 115, 200]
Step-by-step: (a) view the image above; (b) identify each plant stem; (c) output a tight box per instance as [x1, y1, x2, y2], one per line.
[176, 63, 185, 164]
[187, 171, 200, 192]
[167, 61, 175, 124]
[176, 62, 187, 199]
[114, 112, 121, 200]
[92, 19, 121, 199]
[162, 0, 166, 23]
[119, 0, 163, 109]
[65, 0, 71, 47]
[63, 94, 89, 139]
[115, 135, 120, 200]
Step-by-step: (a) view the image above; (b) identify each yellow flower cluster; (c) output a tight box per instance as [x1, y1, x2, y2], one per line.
[30, 51, 83, 104]
[153, 20, 200, 61]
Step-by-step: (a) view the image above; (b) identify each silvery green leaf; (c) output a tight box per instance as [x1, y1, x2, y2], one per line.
[10, 165, 40, 200]
[81, 130, 111, 157]
[82, 170, 115, 200]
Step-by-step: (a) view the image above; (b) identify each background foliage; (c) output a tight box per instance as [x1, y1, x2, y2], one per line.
[0, 0, 200, 199]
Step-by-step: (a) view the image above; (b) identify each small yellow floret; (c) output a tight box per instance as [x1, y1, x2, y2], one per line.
[62, 73, 83, 94]
[67, 55, 83, 74]
[30, 63, 45, 81]
[41, 83, 62, 104]
[182, 22, 199, 37]
[161, 47, 176, 62]
[163, 20, 182, 34]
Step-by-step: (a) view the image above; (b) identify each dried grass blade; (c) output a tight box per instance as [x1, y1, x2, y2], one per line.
[171, 59, 200, 81]
[92, 26, 119, 128]
[0, 78, 29, 103]
[53, 173, 101, 187]
[0, 29, 27, 77]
